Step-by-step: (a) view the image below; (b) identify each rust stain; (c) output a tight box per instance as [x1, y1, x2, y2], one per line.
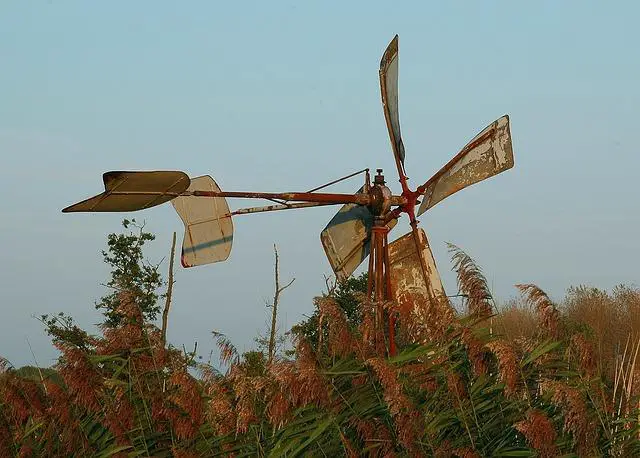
[417, 115, 513, 215]
[388, 228, 454, 342]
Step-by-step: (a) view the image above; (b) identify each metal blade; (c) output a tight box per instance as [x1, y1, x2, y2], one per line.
[388, 228, 453, 339]
[320, 187, 397, 281]
[62, 171, 190, 213]
[172, 176, 233, 268]
[379, 35, 406, 176]
[417, 115, 514, 216]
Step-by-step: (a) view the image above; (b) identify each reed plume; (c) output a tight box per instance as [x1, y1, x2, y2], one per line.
[516, 284, 560, 338]
[514, 409, 558, 458]
[448, 243, 493, 318]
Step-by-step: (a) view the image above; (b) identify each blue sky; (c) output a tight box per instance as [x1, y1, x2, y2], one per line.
[1, 1, 638, 367]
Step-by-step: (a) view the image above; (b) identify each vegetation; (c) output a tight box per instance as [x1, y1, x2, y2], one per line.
[97, 218, 165, 327]
[2, 223, 640, 456]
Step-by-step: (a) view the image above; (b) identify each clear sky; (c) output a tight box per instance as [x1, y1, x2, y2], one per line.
[1, 1, 638, 367]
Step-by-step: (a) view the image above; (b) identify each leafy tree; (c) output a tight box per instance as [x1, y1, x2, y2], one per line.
[39, 312, 91, 349]
[40, 220, 164, 349]
[10, 233, 640, 456]
[96, 218, 165, 327]
[291, 272, 368, 348]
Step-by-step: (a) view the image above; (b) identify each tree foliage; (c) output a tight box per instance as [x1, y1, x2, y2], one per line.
[291, 272, 368, 348]
[96, 218, 164, 327]
[5, 226, 640, 456]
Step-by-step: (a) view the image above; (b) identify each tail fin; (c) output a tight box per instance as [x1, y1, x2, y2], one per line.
[171, 175, 233, 268]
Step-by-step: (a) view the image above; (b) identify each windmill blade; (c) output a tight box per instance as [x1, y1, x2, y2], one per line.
[417, 115, 514, 216]
[321, 187, 397, 281]
[388, 228, 453, 340]
[172, 176, 233, 268]
[62, 171, 190, 213]
[379, 35, 406, 178]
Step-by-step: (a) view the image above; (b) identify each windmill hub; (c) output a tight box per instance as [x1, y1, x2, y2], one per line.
[369, 169, 393, 217]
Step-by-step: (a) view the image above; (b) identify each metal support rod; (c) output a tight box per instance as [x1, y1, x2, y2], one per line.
[374, 224, 385, 355]
[371, 220, 395, 357]
[192, 190, 374, 205]
[306, 168, 369, 193]
[383, 232, 396, 357]
[265, 197, 287, 205]
[230, 201, 335, 216]
[365, 238, 376, 346]
[86, 189, 406, 207]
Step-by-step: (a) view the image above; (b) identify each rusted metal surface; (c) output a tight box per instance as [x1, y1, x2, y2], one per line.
[372, 223, 388, 356]
[379, 35, 407, 186]
[362, 220, 395, 356]
[190, 189, 408, 207]
[388, 228, 454, 341]
[320, 187, 397, 281]
[191, 190, 376, 205]
[416, 115, 513, 216]
[382, 230, 396, 356]
[62, 171, 190, 213]
[231, 202, 334, 216]
[172, 176, 233, 268]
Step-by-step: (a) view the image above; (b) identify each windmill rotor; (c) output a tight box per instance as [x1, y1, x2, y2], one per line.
[62, 35, 515, 357]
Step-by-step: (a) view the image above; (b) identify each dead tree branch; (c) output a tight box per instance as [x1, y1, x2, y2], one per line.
[161, 232, 177, 346]
[268, 244, 295, 364]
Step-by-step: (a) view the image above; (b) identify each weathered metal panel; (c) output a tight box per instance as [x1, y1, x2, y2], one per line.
[62, 171, 190, 213]
[417, 115, 513, 216]
[320, 187, 397, 281]
[379, 35, 405, 168]
[388, 228, 453, 340]
[172, 175, 233, 268]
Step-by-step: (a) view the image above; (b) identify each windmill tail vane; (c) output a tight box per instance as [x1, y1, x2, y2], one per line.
[62, 35, 515, 356]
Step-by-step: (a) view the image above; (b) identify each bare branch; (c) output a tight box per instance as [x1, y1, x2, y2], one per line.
[323, 274, 337, 296]
[268, 244, 295, 364]
[161, 232, 177, 346]
[279, 278, 296, 293]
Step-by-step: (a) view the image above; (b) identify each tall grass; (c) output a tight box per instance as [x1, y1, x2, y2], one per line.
[495, 284, 640, 386]
[2, 251, 640, 456]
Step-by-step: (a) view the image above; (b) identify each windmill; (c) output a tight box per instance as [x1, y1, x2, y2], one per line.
[62, 35, 514, 356]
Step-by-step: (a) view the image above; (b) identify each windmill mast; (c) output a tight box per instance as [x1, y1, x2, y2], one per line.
[62, 35, 515, 359]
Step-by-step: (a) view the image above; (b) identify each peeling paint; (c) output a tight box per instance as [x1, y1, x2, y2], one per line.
[388, 228, 454, 341]
[417, 115, 513, 216]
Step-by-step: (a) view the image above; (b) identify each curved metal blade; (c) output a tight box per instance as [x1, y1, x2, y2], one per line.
[172, 175, 233, 268]
[388, 228, 453, 339]
[320, 187, 397, 281]
[62, 171, 190, 213]
[379, 35, 406, 178]
[417, 115, 514, 216]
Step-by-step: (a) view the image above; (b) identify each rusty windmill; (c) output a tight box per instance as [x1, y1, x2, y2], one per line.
[63, 35, 514, 356]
